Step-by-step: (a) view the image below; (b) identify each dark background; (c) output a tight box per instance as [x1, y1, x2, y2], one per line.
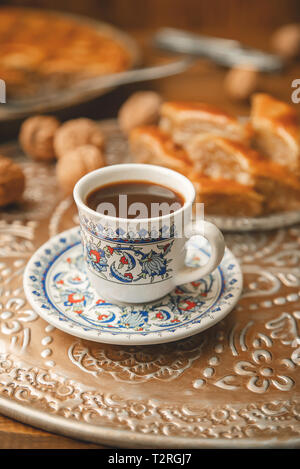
[2, 0, 300, 33]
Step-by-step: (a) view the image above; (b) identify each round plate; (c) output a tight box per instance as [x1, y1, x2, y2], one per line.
[206, 211, 300, 232]
[0, 8, 140, 121]
[23, 226, 242, 345]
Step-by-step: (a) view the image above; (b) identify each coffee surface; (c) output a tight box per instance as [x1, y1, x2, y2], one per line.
[85, 180, 184, 219]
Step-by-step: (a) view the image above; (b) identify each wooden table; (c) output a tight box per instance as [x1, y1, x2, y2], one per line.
[0, 27, 300, 449]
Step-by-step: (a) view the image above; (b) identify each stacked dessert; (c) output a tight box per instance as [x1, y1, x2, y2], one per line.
[129, 94, 300, 217]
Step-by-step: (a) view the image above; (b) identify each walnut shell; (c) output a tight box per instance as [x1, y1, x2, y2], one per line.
[19, 115, 60, 161]
[56, 144, 105, 195]
[271, 23, 300, 59]
[118, 91, 163, 134]
[224, 66, 259, 101]
[0, 156, 25, 207]
[53, 118, 104, 159]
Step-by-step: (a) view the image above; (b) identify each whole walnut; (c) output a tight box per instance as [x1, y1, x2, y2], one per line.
[271, 23, 300, 59]
[0, 156, 25, 207]
[19, 115, 60, 161]
[56, 145, 105, 195]
[224, 66, 259, 101]
[54, 118, 104, 159]
[118, 91, 163, 134]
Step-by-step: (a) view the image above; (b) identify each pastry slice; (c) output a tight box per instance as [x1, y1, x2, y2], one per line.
[188, 134, 300, 213]
[186, 134, 262, 185]
[250, 93, 300, 171]
[189, 174, 264, 217]
[252, 160, 300, 213]
[160, 101, 252, 146]
[129, 125, 193, 175]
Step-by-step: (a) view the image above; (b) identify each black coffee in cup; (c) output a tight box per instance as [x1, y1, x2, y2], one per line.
[85, 180, 184, 219]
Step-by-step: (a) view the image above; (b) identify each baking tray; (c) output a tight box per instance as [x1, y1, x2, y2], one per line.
[0, 8, 140, 121]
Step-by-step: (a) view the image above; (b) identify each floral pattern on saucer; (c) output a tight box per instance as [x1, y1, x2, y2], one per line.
[23, 227, 243, 345]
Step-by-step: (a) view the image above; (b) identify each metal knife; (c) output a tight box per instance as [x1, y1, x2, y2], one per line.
[153, 27, 284, 73]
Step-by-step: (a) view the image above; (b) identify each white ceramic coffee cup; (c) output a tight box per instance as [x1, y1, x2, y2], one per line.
[73, 164, 225, 304]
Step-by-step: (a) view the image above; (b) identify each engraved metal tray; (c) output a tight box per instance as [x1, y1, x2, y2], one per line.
[0, 121, 299, 448]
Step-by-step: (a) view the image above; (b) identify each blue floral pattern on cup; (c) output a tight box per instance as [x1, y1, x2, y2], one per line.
[82, 228, 174, 284]
[79, 213, 177, 243]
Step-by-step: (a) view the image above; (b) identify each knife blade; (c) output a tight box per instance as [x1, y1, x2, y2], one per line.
[153, 28, 284, 73]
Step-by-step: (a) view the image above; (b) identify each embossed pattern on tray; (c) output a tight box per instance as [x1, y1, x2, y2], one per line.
[0, 120, 299, 448]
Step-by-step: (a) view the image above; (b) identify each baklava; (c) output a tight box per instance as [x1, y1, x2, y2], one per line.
[190, 174, 264, 217]
[160, 101, 252, 146]
[250, 93, 300, 172]
[129, 125, 193, 175]
[0, 7, 132, 99]
[252, 159, 300, 213]
[187, 133, 300, 213]
[186, 134, 262, 185]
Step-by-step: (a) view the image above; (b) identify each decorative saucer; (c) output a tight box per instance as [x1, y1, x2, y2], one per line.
[23, 226, 243, 345]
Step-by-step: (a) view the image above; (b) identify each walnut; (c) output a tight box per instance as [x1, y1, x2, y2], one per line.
[224, 66, 259, 101]
[56, 145, 105, 195]
[19, 115, 60, 161]
[53, 118, 104, 159]
[0, 156, 25, 207]
[271, 23, 300, 59]
[118, 91, 163, 134]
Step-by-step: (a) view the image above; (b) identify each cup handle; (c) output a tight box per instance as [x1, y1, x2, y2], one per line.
[174, 220, 225, 286]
